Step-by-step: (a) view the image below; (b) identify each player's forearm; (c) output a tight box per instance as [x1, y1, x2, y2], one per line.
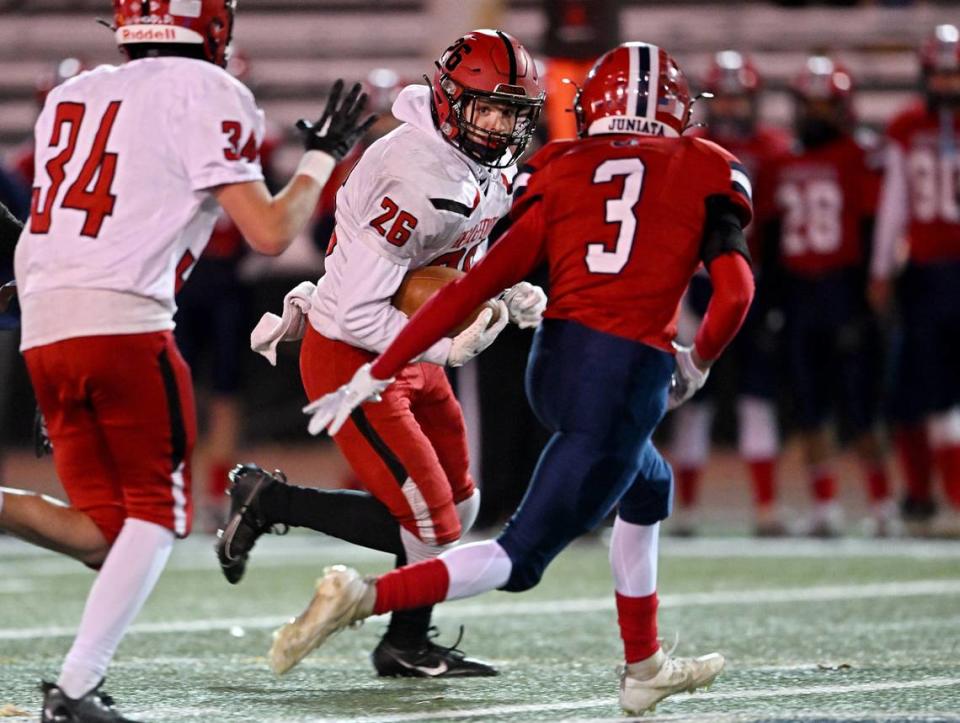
[337, 297, 451, 365]
[372, 204, 547, 379]
[694, 252, 755, 363]
[216, 153, 335, 255]
[871, 144, 909, 280]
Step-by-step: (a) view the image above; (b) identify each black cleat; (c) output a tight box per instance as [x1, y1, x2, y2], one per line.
[372, 627, 498, 678]
[215, 463, 288, 584]
[41, 680, 140, 723]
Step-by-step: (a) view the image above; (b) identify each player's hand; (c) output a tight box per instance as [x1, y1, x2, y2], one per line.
[447, 300, 509, 367]
[503, 282, 546, 329]
[296, 79, 378, 162]
[667, 343, 710, 410]
[303, 363, 394, 436]
[0, 281, 15, 313]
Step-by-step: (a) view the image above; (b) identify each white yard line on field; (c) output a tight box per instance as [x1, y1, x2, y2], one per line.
[302, 676, 960, 723]
[2, 578, 960, 641]
[2, 535, 960, 579]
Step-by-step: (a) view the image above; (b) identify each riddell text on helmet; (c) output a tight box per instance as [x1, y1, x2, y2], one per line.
[119, 27, 179, 42]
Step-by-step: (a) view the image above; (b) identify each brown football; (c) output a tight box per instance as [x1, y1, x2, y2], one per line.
[391, 266, 501, 336]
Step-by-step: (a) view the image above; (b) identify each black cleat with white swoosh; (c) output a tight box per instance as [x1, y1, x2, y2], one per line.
[372, 628, 498, 678]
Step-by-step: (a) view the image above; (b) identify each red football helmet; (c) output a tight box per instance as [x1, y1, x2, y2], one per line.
[921, 23, 960, 73]
[920, 24, 960, 108]
[704, 50, 761, 96]
[112, 0, 236, 68]
[430, 29, 545, 168]
[791, 55, 853, 104]
[574, 42, 693, 139]
[792, 56, 854, 145]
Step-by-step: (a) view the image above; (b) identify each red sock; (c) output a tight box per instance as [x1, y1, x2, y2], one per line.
[894, 424, 933, 502]
[207, 460, 232, 498]
[863, 465, 891, 503]
[748, 459, 776, 506]
[811, 468, 836, 502]
[934, 444, 960, 508]
[616, 591, 660, 664]
[374, 558, 450, 615]
[676, 467, 701, 507]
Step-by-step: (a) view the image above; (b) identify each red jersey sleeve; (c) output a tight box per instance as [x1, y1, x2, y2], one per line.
[371, 195, 548, 379]
[693, 138, 754, 227]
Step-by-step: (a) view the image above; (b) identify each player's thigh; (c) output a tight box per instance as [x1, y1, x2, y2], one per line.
[414, 365, 475, 505]
[526, 318, 672, 436]
[301, 329, 460, 544]
[24, 343, 127, 543]
[90, 332, 197, 537]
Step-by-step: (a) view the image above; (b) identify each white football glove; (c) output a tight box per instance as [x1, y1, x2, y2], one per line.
[503, 282, 547, 329]
[667, 343, 710, 411]
[303, 363, 394, 436]
[447, 300, 510, 367]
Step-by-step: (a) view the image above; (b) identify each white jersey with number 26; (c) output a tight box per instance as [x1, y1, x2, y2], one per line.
[15, 57, 264, 350]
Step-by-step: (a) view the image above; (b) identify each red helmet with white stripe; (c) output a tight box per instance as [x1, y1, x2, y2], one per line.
[431, 29, 545, 168]
[113, 0, 236, 68]
[574, 42, 692, 138]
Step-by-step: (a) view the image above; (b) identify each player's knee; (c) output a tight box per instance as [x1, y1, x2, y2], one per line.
[455, 489, 480, 535]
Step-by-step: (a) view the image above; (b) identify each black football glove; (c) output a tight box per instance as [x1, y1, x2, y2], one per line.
[296, 79, 377, 162]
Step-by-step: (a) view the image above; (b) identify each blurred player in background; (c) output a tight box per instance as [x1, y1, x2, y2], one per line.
[670, 51, 791, 536]
[0, 166, 29, 480]
[270, 41, 756, 716]
[173, 50, 284, 531]
[870, 24, 960, 537]
[771, 57, 893, 537]
[0, 0, 372, 718]
[216, 29, 547, 678]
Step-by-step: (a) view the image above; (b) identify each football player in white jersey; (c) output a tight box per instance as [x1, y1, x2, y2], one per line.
[215, 29, 548, 678]
[0, 2, 373, 720]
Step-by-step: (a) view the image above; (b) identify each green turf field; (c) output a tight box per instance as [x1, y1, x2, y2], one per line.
[2, 534, 959, 721]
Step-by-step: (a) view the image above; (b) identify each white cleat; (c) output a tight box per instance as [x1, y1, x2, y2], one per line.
[619, 647, 725, 715]
[268, 565, 374, 675]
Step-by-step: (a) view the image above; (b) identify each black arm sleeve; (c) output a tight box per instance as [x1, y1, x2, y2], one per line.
[700, 194, 752, 268]
[0, 201, 24, 271]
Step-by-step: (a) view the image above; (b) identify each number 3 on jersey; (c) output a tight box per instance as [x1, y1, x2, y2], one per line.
[30, 101, 123, 239]
[586, 158, 645, 274]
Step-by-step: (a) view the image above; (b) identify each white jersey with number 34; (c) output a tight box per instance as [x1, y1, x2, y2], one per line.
[15, 57, 264, 349]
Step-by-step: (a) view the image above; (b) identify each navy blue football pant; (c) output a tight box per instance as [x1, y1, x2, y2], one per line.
[496, 319, 675, 592]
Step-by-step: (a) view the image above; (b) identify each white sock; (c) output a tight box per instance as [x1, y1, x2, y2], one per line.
[609, 517, 659, 597]
[670, 404, 713, 468]
[57, 518, 174, 698]
[442, 540, 512, 600]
